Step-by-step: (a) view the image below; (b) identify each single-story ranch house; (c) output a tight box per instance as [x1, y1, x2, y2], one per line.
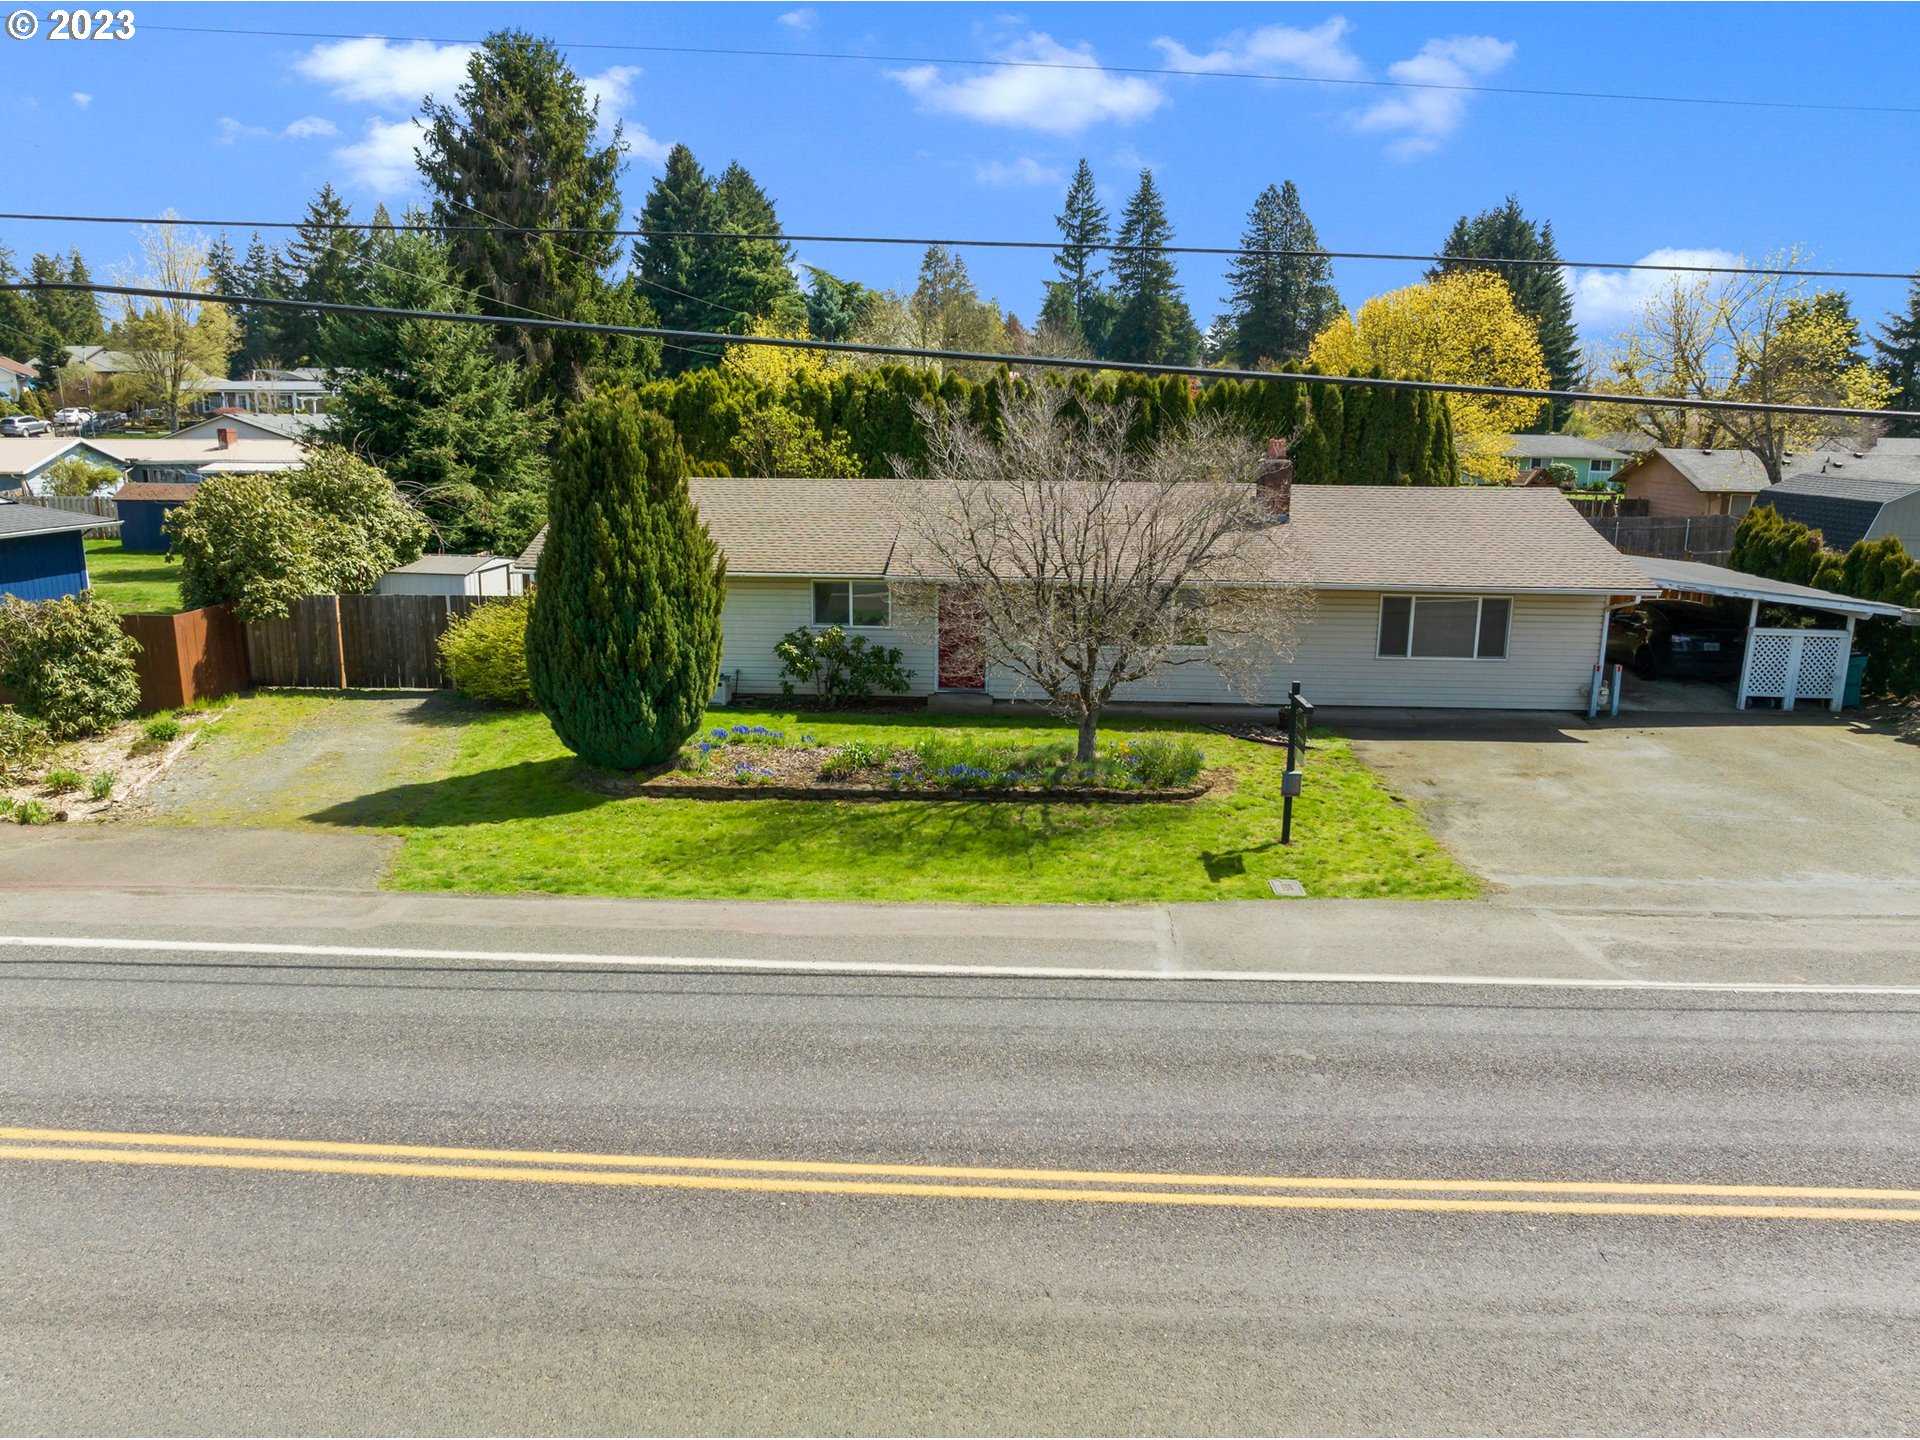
[521, 478, 1657, 711]
[0, 502, 118, 602]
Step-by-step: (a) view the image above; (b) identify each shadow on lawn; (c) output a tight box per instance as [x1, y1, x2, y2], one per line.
[1198, 838, 1285, 883]
[303, 757, 608, 828]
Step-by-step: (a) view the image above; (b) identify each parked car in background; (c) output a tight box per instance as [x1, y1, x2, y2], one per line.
[0, 415, 53, 437]
[1607, 601, 1748, 680]
[81, 411, 128, 435]
[53, 406, 94, 427]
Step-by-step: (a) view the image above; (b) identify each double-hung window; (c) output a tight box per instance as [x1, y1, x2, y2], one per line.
[813, 579, 891, 628]
[1376, 596, 1511, 660]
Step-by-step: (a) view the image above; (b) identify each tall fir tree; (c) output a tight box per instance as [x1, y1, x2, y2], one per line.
[1050, 159, 1111, 345]
[526, 393, 726, 770]
[634, 143, 717, 373]
[708, 161, 806, 332]
[325, 225, 554, 551]
[1106, 169, 1200, 367]
[1430, 195, 1580, 431]
[0, 240, 42, 371]
[1875, 278, 1920, 439]
[1222, 181, 1341, 368]
[25, 251, 106, 375]
[282, 183, 369, 369]
[420, 29, 654, 402]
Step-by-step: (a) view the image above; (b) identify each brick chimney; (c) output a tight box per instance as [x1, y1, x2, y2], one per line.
[1258, 437, 1293, 522]
[215, 426, 237, 450]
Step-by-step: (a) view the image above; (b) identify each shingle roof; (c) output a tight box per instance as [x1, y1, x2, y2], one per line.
[387, 554, 508, 575]
[520, 480, 1652, 595]
[88, 436, 307, 468]
[0, 436, 81, 476]
[1641, 448, 1784, 494]
[0, 356, 38, 379]
[113, 482, 201, 503]
[175, 411, 332, 442]
[1768, 471, 1920, 505]
[1497, 435, 1629, 462]
[0, 502, 119, 537]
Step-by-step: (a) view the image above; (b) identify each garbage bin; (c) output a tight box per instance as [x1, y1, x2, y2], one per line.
[1843, 652, 1868, 708]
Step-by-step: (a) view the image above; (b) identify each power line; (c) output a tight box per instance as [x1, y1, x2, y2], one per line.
[132, 21, 1920, 120]
[2, 211, 1912, 284]
[10, 279, 1913, 422]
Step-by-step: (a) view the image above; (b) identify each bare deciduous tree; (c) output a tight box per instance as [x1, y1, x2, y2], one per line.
[892, 389, 1314, 761]
[110, 219, 237, 430]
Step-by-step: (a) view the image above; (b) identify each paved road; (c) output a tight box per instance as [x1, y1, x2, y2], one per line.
[4, 940, 1919, 1435]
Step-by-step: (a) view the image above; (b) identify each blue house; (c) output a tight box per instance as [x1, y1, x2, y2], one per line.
[0, 503, 117, 602]
[113, 482, 199, 553]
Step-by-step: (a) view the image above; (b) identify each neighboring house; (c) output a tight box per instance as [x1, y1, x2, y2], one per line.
[173, 410, 332, 443]
[1758, 470, 1920, 554]
[519, 479, 1656, 712]
[88, 430, 306, 486]
[189, 369, 334, 416]
[0, 502, 119, 601]
[1498, 435, 1631, 487]
[62, 344, 139, 376]
[1617, 448, 1799, 518]
[0, 356, 38, 400]
[376, 555, 523, 598]
[1594, 431, 1659, 457]
[0, 437, 125, 495]
[112, 482, 199, 553]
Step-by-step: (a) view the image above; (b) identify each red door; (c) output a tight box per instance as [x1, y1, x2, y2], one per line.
[937, 586, 986, 690]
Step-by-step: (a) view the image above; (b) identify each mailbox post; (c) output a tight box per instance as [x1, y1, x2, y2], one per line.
[1280, 680, 1313, 845]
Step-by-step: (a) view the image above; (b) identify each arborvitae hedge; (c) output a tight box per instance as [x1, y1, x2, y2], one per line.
[1730, 503, 1920, 698]
[635, 365, 1460, 486]
[526, 392, 726, 770]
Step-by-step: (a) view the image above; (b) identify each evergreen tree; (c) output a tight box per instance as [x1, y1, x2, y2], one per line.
[634, 142, 716, 372]
[0, 240, 42, 368]
[283, 183, 369, 368]
[1051, 159, 1110, 336]
[1874, 277, 1920, 439]
[526, 393, 726, 770]
[804, 267, 875, 342]
[708, 161, 806, 333]
[1222, 181, 1341, 368]
[325, 226, 553, 551]
[420, 29, 652, 402]
[909, 245, 1005, 358]
[1034, 282, 1089, 358]
[1107, 170, 1200, 367]
[232, 232, 293, 373]
[1431, 195, 1580, 430]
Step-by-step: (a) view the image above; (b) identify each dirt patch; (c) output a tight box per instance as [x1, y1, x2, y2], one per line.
[1, 709, 223, 825]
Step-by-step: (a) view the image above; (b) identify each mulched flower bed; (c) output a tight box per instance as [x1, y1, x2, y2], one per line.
[577, 724, 1222, 804]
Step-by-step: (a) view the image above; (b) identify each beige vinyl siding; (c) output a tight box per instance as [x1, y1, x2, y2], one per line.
[984, 591, 1609, 710]
[719, 578, 939, 696]
[1624, 455, 1712, 517]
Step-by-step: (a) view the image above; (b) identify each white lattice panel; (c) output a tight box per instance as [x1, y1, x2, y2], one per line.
[1745, 630, 1795, 700]
[1797, 632, 1845, 698]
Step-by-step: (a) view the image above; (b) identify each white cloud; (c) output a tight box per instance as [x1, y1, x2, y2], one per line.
[973, 156, 1064, 187]
[1571, 248, 1745, 333]
[334, 115, 427, 194]
[779, 8, 817, 31]
[1354, 34, 1516, 157]
[892, 33, 1163, 134]
[216, 116, 269, 145]
[294, 36, 476, 108]
[283, 115, 338, 140]
[579, 64, 670, 165]
[1152, 18, 1364, 79]
[70, 91, 92, 108]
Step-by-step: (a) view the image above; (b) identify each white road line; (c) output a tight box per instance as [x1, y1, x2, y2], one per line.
[0, 933, 1917, 995]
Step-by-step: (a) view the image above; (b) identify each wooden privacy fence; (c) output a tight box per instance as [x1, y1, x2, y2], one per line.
[120, 605, 250, 710]
[1588, 513, 1739, 564]
[22, 494, 120, 540]
[243, 593, 495, 690]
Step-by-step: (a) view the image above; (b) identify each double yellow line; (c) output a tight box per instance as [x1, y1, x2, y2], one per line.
[3, 1125, 1917, 1222]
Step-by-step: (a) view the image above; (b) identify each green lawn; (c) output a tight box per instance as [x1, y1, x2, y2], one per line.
[85, 540, 184, 614]
[205, 697, 1477, 904]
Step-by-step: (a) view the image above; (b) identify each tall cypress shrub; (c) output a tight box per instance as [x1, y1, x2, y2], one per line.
[527, 392, 726, 770]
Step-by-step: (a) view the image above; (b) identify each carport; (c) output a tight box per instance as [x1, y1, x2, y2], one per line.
[1633, 556, 1917, 712]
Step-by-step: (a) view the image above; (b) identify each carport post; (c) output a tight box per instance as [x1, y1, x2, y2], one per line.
[1735, 598, 1760, 710]
[1831, 615, 1857, 712]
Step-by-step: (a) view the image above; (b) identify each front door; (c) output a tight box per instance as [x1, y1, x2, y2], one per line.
[937, 586, 986, 690]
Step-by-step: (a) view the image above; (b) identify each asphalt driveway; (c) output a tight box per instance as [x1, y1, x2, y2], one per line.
[1343, 709, 1920, 916]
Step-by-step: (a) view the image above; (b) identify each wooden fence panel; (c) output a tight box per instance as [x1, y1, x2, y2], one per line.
[1588, 513, 1738, 564]
[120, 604, 250, 711]
[242, 592, 502, 690]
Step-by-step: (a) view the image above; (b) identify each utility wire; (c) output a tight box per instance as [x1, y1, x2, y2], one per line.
[10, 280, 1913, 422]
[132, 21, 1920, 119]
[5, 211, 1911, 283]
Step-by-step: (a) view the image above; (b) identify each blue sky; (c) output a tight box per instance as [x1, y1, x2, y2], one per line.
[4, 2, 1918, 346]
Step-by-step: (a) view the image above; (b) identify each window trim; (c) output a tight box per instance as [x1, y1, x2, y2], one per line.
[1375, 594, 1513, 662]
[811, 578, 892, 630]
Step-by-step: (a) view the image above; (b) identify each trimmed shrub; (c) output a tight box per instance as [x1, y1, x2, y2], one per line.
[775, 625, 914, 707]
[0, 594, 141, 739]
[438, 595, 533, 706]
[526, 393, 726, 770]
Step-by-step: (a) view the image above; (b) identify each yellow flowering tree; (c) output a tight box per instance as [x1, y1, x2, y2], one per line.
[1308, 270, 1549, 482]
